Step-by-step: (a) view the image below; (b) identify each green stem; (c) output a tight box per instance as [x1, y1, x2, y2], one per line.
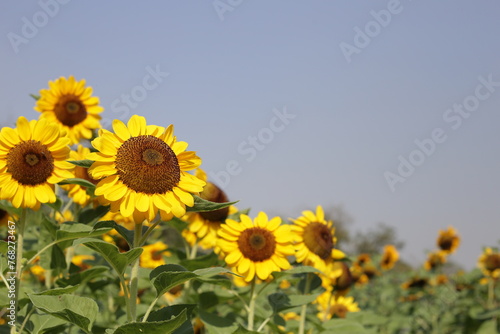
[248, 278, 257, 331]
[298, 273, 313, 334]
[138, 216, 161, 246]
[129, 222, 144, 322]
[13, 209, 27, 333]
[488, 278, 496, 309]
[142, 295, 162, 322]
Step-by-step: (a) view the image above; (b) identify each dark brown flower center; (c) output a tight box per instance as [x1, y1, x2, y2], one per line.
[7, 140, 54, 185]
[54, 95, 87, 127]
[151, 250, 163, 261]
[199, 182, 230, 222]
[438, 236, 454, 251]
[485, 254, 500, 271]
[303, 222, 334, 259]
[115, 135, 181, 194]
[0, 209, 7, 221]
[335, 262, 353, 291]
[237, 227, 276, 262]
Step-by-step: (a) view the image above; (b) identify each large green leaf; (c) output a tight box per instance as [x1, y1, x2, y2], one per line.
[147, 304, 196, 334]
[93, 220, 148, 248]
[56, 266, 109, 287]
[199, 310, 238, 334]
[179, 252, 221, 271]
[79, 205, 110, 224]
[28, 294, 99, 333]
[111, 309, 188, 334]
[55, 222, 112, 249]
[29, 314, 67, 334]
[35, 285, 80, 296]
[150, 264, 198, 297]
[186, 195, 238, 213]
[75, 238, 142, 275]
[320, 319, 367, 334]
[58, 178, 96, 189]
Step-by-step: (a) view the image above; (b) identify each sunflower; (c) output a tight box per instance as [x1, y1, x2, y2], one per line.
[478, 247, 500, 278]
[380, 245, 399, 270]
[424, 251, 447, 271]
[0, 117, 73, 209]
[63, 145, 99, 206]
[315, 292, 360, 320]
[291, 206, 345, 273]
[88, 115, 205, 223]
[0, 209, 10, 227]
[437, 226, 460, 254]
[184, 169, 236, 251]
[218, 212, 294, 282]
[71, 254, 95, 271]
[140, 241, 170, 269]
[35, 76, 103, 145]
[401, 277, 429, 290]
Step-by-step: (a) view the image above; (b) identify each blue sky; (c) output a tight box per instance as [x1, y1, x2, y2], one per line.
[1, 1, 500, 269]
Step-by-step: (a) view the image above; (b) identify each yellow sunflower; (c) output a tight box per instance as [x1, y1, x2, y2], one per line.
[88, 115, 205, 223]
[218, 212, 294, 282]
[478, 247, 500, 278]
[290, 206, 345, 272]
[380, 245, 399, 270]
[437, 226, 460, 254]
[140, 241, 170, 269]
[184, 169, 236, 250]
[35, 76, 103, 145]
[63, 145, 100, 206]
[315, 292, 360, 320]
[423, 251, 447, 271]
[0, 117, 73, 209]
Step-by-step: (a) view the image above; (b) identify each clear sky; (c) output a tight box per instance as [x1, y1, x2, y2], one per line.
[1, 1, 499, 269]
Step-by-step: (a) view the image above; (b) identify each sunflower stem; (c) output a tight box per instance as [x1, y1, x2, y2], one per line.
[11, 209, 26, 334]
[138, 216, 161, 247]
[129, 222, 144, 322]
[298, 272, 313, 334]
[248, 277, 257, 331]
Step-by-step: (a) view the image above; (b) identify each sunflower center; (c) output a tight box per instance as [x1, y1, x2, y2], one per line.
[199, 182, 230, 222]
[54, 95, 87, 127]
[438, 237, 453, 251]
[303, 222, 334, 259]
[485, 254, 500, 271]
[7, 140, 54, 186]
[116, 135, 181, 194]
[151, 250, 163, 261]
[238, 227, 276, 262]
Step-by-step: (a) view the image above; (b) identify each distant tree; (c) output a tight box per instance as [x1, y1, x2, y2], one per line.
[349, 222, 405, 255]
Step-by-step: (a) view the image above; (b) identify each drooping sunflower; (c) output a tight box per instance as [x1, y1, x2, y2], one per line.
[63, 145, 99, 206]
[315, 292, 360, 320]
[437, 226, 460, 254]
[478, 247, 500, 278]
[423, 251, 447, 271]
[380, 244, 399, 270]
[140, 241, 170, 269]
[88, 115, 205, 223]
[184, 168, 236, 251]
[35, 76, 103, 145]
[218, 212, 294, 282]
[0, 117, 73, 209]
[291, 206, 345, 272]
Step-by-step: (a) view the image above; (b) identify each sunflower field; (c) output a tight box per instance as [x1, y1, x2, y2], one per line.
[0, 76, 499, 334]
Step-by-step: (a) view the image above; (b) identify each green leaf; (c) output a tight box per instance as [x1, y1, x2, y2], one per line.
[113, 308, 188, 334]
[232, 325, 261, 334]
[76, 238, 143, 276]
[56, 266, 110, 287]
[78, 205, 110, 224]
[199, 310, 238, 334]
[30, 93, 40, 100]
[45, 197, 63, 212]
[268, 292, 320, 313]
[320, 319, 367, 334]
[56, 222, 112, 249]
[150, 264, 198, 297]
[146, 304, 196, 334]
[0, 241, 7, 255]
[0, 199, 22, 216]
[58, 178, 96, 189]
[68, 160, 94, 168]
[34, 285, 80, 296]
[164, 217, 188, 233]
[179, 252, 221, 271]
[29, 314, 67, 334]
[271, 265, 322, 279]
[28, 294, 99, 333]
[186, 195, 238, 213]
[93, 220, 148, 248]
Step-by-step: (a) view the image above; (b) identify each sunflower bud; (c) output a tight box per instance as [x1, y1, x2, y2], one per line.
[199, 182, 230, 222]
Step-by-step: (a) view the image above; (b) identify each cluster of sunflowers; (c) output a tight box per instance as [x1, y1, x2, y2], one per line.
[0, 76, 498, 333]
